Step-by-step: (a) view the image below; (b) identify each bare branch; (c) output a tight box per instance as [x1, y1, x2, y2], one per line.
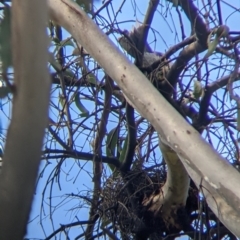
[47, 0, 240, 236]
[46, 216, 99, 240]
[43, 149, 121, 167]
[85, 75, 112, 238]
[136, 0, 160, 66]
[197, 72, 240, 128]
[163, 0, 209, 96]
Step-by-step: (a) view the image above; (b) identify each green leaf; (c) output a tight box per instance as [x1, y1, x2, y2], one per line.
[75, 0, 96, 13]
[49, 53, 75, 78]
[119, 135, 129, 163]
[204, 26, 229, 59]
[106, 127, 119, 157]
[52, 37, 61, 44]
[193, 80, 203, 100]
[53, 37, 75, 51]
[101, 216, 111, 229]
[205, 33, 219, 59]
[0, 5, 12, 71]
[87, 73, 97, 85]
[74, 93, 89, 117]
[59, 38, 75, 48]
[106, 127, 119, 172]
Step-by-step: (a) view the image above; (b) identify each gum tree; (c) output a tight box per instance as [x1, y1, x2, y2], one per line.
[0, 0, 240, 239]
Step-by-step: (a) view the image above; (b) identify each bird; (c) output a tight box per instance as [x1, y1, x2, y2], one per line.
[118, 25, 170, 88]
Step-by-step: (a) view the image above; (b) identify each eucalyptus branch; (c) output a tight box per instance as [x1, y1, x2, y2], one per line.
[141, 35, 196, 73]
[165, 43, 205, 97]
[59, 75, 74, 147]
[120, 103, 136, 172]
[47, 0, 240, 236]
[168, 0, 208, 43]
[46, 217, 99, 240]
[85, 74, 112, 238]
[48, 125, 70, 150]
[163, 0, 209, 96]
[227, 46, 240, 102]
[43, 149, 121, 168]
[136, 0, 159, 66]
[101, 227, 120, 240]
[118, 0, 159, 67]
[198, 72, 240, 128]
[143, 138, 190, 227]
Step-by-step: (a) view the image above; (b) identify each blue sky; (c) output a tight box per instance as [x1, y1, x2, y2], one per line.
[0, 0, 239, 239]
[23, 1, 240, 239]
[25, 2, 164, 238]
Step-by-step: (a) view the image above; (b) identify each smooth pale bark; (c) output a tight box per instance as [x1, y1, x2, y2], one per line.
[142, 139, 190, 226]
[47, 0, 240, 237]
[119, 28, 190, 224]
[0, 1, 50, 239]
